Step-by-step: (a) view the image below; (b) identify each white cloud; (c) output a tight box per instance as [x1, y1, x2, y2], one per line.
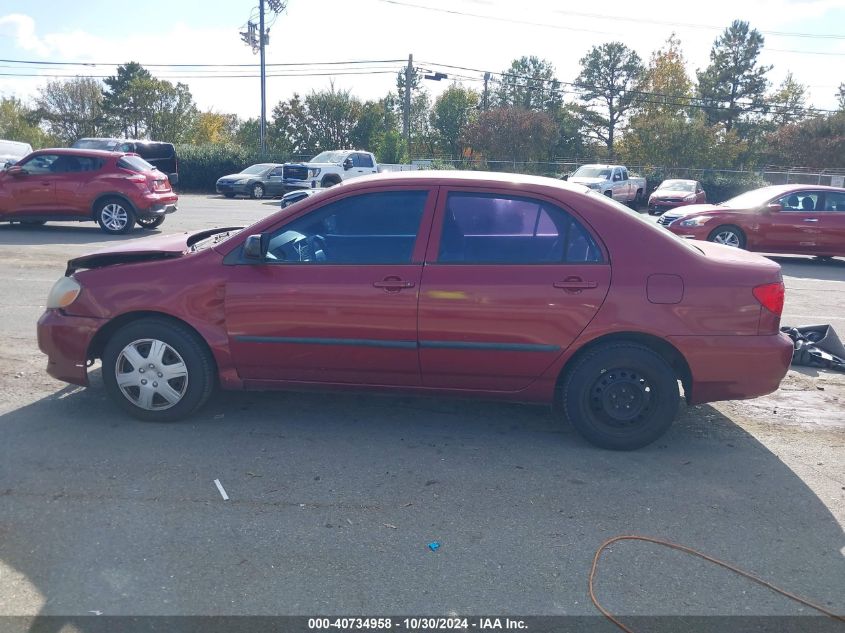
[0, 13, 50, 56]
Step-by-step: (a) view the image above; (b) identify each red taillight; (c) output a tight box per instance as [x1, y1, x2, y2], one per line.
[753, 281, 785, 316]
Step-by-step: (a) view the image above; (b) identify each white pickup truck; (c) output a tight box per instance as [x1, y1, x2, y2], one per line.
[282, 150, 379, 189]
[567, 164, 646, 207]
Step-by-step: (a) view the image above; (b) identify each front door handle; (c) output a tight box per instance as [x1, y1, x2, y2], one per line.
[373, 278, 415, 291]
[554, 278, 598, 292]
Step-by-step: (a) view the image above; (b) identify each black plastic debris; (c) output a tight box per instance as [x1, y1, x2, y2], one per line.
[781, 324, 845, 372]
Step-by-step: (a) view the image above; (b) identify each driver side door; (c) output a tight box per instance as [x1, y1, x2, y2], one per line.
[3, 154, 60, 212]
[223, 187, 437, 386]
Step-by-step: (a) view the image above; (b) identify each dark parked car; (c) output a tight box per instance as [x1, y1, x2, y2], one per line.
[663, 184, 845, 257]
[0, 148, 177, 234]
[648, 179, 706, 215]
[38, 172, 792, 450]
[216, 163, 285, 199]
[72, 138, 178, 185]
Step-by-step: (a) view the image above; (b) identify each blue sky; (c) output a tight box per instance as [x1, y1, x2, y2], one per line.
[1, 0, 843, 121]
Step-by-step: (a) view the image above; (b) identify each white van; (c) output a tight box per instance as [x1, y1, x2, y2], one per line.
[0, 140, 34, 169]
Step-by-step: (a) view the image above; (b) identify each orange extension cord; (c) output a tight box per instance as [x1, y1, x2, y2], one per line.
[588, 535, 845, 633]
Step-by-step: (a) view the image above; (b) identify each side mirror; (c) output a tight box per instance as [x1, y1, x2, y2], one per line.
[244, 233, 269, 260]
[342, 157, 353, 170]
[561, 173, 569, 181]
[7, 165, 25, 177]
[766, 203, 783, 213]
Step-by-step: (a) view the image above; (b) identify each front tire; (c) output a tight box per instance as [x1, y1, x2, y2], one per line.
[707, 224, 746, 249]
[561, 343, 679, 450]
[321, 175, 342, 188]
[137, 216, 165, 230]
[251, 183, 265, 199]
[96, 198, 135, 234]
[102, 318, 216, 422]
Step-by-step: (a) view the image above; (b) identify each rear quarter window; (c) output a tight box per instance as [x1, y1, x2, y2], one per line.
[117, 155, 156, 172]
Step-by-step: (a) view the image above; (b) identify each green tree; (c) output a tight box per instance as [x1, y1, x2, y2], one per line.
[269, 94, 311, 155]
[351, 98, 397, 153]
[103, 62, 154, 138]
[494, 56, 562, 112]
[304, 86, 363, 150]
[835, 82, 844, 110]
[465, 107, 558, 164]
[431, 84, 479, 157]
[768, 73, 809, 127]
[145, 79, 196, 142]
[0, 96, 54, 147]
[235, 117, 261, 150]
[575, 42, 644, 157]
[34, 77, 113, 144]
[696, 20, 771, 133]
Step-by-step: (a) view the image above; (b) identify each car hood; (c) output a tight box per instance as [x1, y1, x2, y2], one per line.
[652, 190, 693, 199]
[65, 227, 242, 275]
[289, 161, 340, 168]
[568, 176, 606, 185]
[218, 173, 255, 181]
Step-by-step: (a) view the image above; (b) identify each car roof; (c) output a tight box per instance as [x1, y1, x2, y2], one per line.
[31, 148, 124, 158]
[333, 169, 591, 194]
[76, 137, 174, 146]
[748, 184, 845, 195]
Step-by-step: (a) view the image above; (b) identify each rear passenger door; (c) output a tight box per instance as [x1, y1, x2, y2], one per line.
[816, 191, 845, 256]
[417, 188, 611, 391]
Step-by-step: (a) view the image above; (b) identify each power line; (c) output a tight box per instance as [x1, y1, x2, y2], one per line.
[0, 70, 399, 79]
[379, 0, 845, 41]
[0, 57, 407, 68]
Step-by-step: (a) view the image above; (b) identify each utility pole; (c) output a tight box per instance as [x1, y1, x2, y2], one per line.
[404, 54, 413, 158]
[240, 0, 287, 155]
[482, 72, 490, 111]
[259, 0, 267, 154]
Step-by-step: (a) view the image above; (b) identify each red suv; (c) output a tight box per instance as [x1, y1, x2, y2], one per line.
[37, 172, 793, 450]
[0, 148, 177, 234]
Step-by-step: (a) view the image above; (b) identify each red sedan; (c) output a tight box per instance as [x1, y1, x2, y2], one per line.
[37, 172, 793, 450]
[647, 179, 706, 215]
[663, 184, 845, 257]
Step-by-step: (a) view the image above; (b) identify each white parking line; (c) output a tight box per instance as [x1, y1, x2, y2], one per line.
[213, 478, 229, 501]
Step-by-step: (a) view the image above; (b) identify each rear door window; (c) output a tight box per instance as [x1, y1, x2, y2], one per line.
[438, 192, 603, 264]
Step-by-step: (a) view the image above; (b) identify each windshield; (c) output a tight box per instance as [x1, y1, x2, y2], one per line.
[658, 180, 695, 192]
[240, 164, 273, 175]
[73, 139, 119, 150]
[310, 151, 347, 164]
[720, 187, 780, 209]
[573, 166, 611, 179]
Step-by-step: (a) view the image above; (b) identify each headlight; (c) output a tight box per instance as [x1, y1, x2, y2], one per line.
[588, 183, 602, 190]
[235, 178, 250, 185]
[677, 216, 711, 227]
[309, 168, 321, 178]
[46, 276, 81, 309]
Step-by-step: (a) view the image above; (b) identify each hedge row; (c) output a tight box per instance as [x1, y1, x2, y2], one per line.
[174, 144, 292, 192]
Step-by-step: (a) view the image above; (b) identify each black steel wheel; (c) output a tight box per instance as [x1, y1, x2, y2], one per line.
[561, 343, 679, 450]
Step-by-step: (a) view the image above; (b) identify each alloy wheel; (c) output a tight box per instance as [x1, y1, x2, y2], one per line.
[101, 203, 129, 231]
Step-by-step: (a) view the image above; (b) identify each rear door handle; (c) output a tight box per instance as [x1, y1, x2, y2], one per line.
[554, 279, 598, 291]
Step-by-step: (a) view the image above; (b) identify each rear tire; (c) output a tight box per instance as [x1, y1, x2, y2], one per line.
[561, 343, 679, 450]
[137, 216, 165, 229]
[707, 224, 746, 249]
[95, 198, 135, 234]
[102, 318, 216, 422]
